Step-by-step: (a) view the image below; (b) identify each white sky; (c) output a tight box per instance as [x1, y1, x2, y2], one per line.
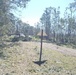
[16, 0, 74, 26]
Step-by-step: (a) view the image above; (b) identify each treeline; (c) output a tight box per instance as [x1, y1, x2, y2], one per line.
[0, 0, 76, 46]
[36, 0, 76, 46]
[0, 0, 31, 42]
[0, 0, 41, 42]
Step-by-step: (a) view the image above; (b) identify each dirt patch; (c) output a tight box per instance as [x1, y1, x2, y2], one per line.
[42, 42, 76, 57]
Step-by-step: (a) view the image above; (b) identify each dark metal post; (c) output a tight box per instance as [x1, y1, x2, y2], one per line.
[39, 29, 43, 62]
[34, 29, 46, 66]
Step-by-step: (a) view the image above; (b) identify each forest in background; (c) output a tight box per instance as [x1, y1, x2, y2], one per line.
[0, 0, 76, 47]
[36, 0, 76, 46]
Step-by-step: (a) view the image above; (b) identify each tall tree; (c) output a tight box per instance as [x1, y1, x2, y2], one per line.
[40, 7, 51, 39]
[0, 0, 30, 41]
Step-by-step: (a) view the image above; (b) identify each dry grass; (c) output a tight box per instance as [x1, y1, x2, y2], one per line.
[0, 41, 76, 75]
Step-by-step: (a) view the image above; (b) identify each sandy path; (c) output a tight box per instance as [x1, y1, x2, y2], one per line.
[42, 42, 76, 57]
[5, 41, 76, 57]
[21, 41, 76, 57]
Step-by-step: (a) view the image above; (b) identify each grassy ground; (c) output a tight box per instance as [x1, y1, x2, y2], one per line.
[0, 41, 76, 75]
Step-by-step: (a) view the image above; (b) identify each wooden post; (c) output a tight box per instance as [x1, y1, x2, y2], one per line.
[39, 29, 43, 62]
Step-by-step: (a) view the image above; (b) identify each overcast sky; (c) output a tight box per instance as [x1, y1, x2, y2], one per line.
[16, 0, 74, 26]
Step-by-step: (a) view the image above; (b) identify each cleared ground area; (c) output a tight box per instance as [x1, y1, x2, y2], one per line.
[0, 41, 76, 75]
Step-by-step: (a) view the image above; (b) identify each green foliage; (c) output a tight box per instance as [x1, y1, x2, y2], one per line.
[12, 36, 19, 42]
